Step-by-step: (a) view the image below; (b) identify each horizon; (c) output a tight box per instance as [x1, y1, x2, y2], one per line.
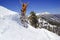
[0, 0, 60, 15]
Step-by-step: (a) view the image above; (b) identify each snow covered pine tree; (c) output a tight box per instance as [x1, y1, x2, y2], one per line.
[20, 3, 28, 28]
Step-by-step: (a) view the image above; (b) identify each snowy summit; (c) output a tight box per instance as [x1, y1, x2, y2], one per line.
[0, 6, 60, 40]
[36, 12, 50, 15]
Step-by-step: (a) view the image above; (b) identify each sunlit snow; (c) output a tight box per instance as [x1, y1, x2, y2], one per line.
[0, 6, 60, 40]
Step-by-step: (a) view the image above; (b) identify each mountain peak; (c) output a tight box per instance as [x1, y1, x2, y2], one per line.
[41, 12, 50, 15]
[36, 12, 50, 15]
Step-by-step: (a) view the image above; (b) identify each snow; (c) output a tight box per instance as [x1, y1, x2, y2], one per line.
[36, 12, 50, 15]
[41, 12, 50, 15]
[0, 6, 60, 40]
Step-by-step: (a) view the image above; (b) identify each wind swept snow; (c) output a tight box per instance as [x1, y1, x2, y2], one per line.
[0, 6, 60, 40]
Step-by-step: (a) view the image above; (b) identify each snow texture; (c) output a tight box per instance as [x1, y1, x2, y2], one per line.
[0, 6, 60, 40]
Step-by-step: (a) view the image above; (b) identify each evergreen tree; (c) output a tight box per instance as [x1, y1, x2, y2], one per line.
[28, 11, 39, 28]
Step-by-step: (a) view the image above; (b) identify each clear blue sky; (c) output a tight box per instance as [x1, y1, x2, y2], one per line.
[0, 0, 60, 15]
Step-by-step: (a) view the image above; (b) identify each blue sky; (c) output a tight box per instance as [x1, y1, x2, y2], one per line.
[0, 0, 60, 15]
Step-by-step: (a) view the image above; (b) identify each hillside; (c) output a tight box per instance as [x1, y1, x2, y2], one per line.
[0, 6, 60, 40]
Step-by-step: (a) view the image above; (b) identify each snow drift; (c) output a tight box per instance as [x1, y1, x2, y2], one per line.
[0, 6, 60, 40]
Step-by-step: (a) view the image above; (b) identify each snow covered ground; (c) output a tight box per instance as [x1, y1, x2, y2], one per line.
[0, 6, 60, 40]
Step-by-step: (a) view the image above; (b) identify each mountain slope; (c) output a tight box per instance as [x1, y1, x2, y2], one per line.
[38, 13, 60, 26]
[0, 6, 60, 40]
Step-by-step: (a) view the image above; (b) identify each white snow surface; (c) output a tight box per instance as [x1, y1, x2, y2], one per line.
[0, 6, 60, 40]
[36, 12, 50, 15]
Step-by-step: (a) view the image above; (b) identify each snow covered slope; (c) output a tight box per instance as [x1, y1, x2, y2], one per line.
[0, 6, 60, 40]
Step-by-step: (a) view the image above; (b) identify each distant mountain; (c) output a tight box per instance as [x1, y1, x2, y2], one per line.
[54, 14, 60, 19]
[38, 12, 60, 26]
[36, 12, 50, 15]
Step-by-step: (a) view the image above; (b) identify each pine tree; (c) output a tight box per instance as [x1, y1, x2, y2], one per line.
[28, 11, 39, 28]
